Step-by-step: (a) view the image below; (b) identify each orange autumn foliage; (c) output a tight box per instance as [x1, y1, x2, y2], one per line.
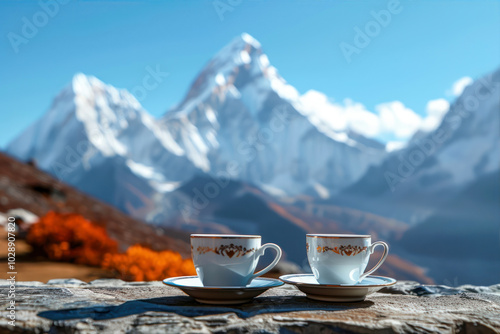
[102, 245, 196, 281]
[27, 211, 118, 266]
[27, 211, 195, 281]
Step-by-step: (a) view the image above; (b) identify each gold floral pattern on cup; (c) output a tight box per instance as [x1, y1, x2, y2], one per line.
[196, 244, 255, 258]
[316, 245, 367, 256]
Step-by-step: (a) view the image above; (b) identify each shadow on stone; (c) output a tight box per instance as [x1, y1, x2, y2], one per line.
[38, 295, 374, 321]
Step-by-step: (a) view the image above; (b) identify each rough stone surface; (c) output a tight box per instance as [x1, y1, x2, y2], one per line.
[1, 279, 500, 333]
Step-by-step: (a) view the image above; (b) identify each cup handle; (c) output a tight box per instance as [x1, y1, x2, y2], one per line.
[250, 243, 282, 281]
[359, 241, 389, 281]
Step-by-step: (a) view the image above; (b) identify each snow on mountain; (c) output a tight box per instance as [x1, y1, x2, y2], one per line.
[6, 73, 201, 218]
[394, 69, 499, 191]
[160, 33, 386, 196]
[342, 68, 500, 223]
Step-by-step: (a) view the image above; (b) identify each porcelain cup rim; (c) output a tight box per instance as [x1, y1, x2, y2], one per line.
[307, 234, 371, 239]
[191, 234, 261, 239]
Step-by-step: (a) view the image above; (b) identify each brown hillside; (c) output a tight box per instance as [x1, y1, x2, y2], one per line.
[0, 152, 190, 257]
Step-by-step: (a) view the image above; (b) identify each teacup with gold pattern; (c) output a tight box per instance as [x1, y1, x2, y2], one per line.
[307, 234, 389, 285]
[191, 234, 282, 286]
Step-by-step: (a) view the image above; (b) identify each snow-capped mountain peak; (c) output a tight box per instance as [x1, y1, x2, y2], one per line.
[6, 73, 134, 166]
[7, 73, 195, 172]
[209, 33, 264, 71]
[168, 33, 299, 119]
[160, 34, 386, 196]
[71, 73, 143, 124]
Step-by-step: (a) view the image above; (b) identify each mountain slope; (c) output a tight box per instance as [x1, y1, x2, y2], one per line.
[341, 69, 500, 223]
[396, 171, 500, 285]
[0, 152, 191, 256]
[399, 171, 500, 260]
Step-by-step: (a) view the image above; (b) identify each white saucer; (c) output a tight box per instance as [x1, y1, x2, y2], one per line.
[279, 274, 396, 302]
[163, 276, 284, 304]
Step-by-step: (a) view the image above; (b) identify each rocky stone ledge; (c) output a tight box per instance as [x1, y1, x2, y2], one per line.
[1, 279, 499, 333]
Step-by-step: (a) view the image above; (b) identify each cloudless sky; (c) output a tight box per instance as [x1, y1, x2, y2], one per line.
[1, 0, 499, 147]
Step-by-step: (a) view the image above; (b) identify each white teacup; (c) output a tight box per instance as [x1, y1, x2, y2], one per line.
[191, 234, 282, 286]
[307, 234, 389, 285]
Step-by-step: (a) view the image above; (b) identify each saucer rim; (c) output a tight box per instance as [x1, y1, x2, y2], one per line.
[163, 276, 284, 290]
[279, 274, 397, 288]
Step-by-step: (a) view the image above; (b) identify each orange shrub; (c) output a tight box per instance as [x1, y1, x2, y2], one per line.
[102, 245, 196, 281]
[27, 211, 194, 281]
[27, 211, 118, 266]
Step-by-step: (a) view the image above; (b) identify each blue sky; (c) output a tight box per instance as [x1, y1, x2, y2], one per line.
[1, 0, 499, 148]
